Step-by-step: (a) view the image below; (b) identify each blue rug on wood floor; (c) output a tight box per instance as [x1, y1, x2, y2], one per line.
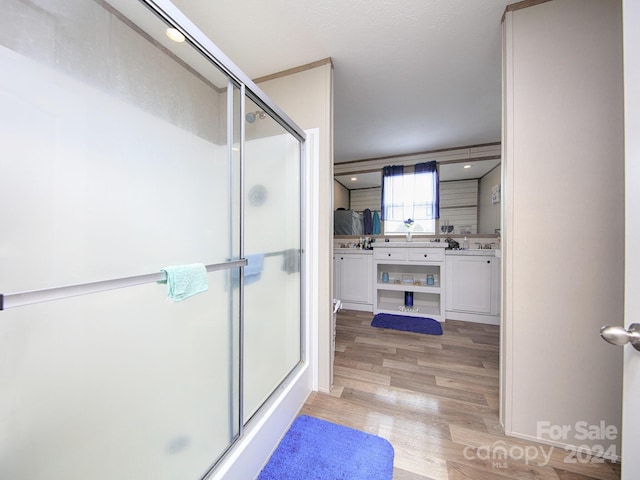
[257, 415, 394, 480]
[371, 313, 443, 335]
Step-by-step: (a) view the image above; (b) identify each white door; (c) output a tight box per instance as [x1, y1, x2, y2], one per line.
[600, 3, 639, 475]
[621, 2, 638, 477]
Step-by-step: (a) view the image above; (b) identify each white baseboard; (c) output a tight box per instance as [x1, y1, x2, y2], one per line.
[340, 302, 373, 312]
[445, 310, 500, 325]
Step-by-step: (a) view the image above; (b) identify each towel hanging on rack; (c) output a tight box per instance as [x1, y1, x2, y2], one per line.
[363, 208, 373, 234]
[244, 253, 264, 285]
[282, 249, 300, 274]
[231, 253, 265, 287]
[158, 263, 208, 302]
[372, 210, 381, 235]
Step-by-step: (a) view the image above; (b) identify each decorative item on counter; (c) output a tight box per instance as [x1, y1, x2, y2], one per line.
[404, 291, 413, 307]
[427, 274, 435, 286]
[446, 237, 460, 250]
[491, 184, 501, 204]
[381, 272, 389, 283]
[402, 274, 414, 284]
[404, 218, 414, 242]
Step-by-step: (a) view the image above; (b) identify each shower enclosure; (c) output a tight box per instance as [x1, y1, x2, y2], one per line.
[0, 1, 306, 479]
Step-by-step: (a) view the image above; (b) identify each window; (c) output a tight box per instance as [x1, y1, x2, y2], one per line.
[381, 162, 439, 235]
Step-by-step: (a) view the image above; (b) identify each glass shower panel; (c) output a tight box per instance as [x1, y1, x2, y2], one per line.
[242, 98, 302, 421]
[0, 271, 239, 480]
[1, 1, 242, 479]
[1, 0, 234, 291]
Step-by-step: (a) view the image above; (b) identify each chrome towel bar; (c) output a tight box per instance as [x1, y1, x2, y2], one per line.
[0, 259, 248, 311]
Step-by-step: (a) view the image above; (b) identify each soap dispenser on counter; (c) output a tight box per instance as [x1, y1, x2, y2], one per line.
[462, 236, 469, 250]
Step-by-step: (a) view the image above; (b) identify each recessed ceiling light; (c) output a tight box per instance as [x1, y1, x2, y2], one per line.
[350, 177, 357, 181]
[166, 28, 185, 43]
[463, 164, 472, 169]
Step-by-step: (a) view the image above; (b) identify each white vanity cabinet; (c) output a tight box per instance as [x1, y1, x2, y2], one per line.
[445, 251, 500, 324]
[333, 250, 373, 311]
[373, 244, 447, 321]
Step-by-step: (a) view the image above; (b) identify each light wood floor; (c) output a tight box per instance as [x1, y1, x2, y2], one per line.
[300, 310, 621, 480]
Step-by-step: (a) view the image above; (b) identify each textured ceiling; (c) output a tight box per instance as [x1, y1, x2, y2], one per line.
[171, 0, 511, 162]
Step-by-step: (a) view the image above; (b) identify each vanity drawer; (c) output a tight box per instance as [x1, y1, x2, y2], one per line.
[374, 248, 406, 261]
[408, 249, 445, 262]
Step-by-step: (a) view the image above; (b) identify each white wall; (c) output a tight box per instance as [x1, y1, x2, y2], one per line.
[349, 188, 381, 212]
[502, 0, 624, 456]
[333, 179, 350, 210]
[257, 62, 334, 392]
[440, 179, 479, 234]
[478, 166, 500, 234]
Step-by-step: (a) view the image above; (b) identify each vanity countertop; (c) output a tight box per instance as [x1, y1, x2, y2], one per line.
[372, 242, 449, 248]
[446, 249, 501, 257]
[333, 248, 373, 255]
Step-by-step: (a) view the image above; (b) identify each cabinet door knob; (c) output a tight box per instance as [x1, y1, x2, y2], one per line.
[388, 253, 391, 257]
[424, 254, 428, 257]
[487, 260, 491, 264]
[341, 257, 344, 260]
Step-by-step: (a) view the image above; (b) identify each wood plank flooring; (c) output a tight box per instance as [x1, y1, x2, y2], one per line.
[300, 310, 620, 480]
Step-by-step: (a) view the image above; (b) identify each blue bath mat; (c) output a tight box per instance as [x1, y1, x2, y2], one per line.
[371, 313, 443, 335]
[257, 415, 394, 480]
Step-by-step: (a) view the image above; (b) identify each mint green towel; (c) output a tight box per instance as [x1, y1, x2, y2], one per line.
[158, 263, 208, 302]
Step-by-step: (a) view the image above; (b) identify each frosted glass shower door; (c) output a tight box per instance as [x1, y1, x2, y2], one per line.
[0, 273, 240, 480]
[243, 99, 302, 421]
[0, 2, 241, 479]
